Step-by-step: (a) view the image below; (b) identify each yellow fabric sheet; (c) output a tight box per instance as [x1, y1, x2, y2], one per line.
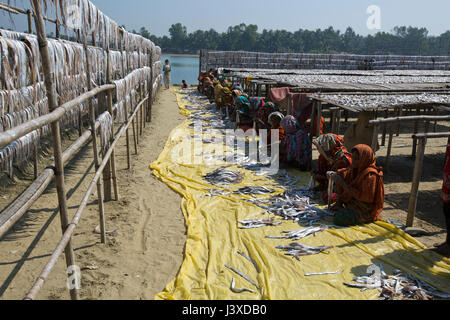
[151, 88, 450, 300]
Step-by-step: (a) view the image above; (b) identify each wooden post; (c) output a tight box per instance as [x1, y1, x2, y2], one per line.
[33, 146, 38, 179]
[411, 106, 420, 158]
[381, 109, 388, 146]
[384, 123, 394, 171]
[407, 137, 427, 227]
[84, 43, 107, 244]
[433, 107, 438, 133]
[199, 49, 203, 74]
[106, 48, 119, 201]
[331, 108, 337, 134]
[316, 102, 322, 137]
[27, 10, 33, 34]
[371, 123, 379, 154]
[54, 1, 60, 39]
[148, 47, 153, 122]
[396, 107, 403, 136]
[30, 0, 79, 300]
[336, 108, 341, 136]
[309, 101, 317, 138]
[120, 37, 131, 168]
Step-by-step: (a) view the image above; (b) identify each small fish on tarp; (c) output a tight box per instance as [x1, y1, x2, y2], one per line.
[343, 264, 450, 300]
[230, 277, 256, 294]
[238, 218, 281, 229]
[201, 188, 232, 198]
[203, 168, 244, 185]
[225, 264, 258, 287]
[234, 186, 275, 196]
[305, 271, 343, 276]
[276, 243, 333, 261]
[266, 225, 328, 240]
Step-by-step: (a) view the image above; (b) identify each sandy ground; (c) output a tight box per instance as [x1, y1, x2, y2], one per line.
[0, 89, 448, 300]
[0, 88, 186, 300]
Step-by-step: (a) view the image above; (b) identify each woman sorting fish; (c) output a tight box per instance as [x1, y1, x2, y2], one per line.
[327, 144, 385, 226]
[234, 95, 254, 132]
[279, 115, 312, 171]
[311, 133, 352, 202]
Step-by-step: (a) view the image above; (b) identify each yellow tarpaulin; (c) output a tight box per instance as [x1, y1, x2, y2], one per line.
[151, 88, 450, 300]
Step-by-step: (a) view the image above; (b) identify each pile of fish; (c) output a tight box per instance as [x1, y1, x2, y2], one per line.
[260, 191, 330, 223]
[266, 225, 328, 240]
[238, 218, 281, 229]
[203, 168, 244, 185]
[234, 186, 275, 196]
[344, 265, 450, 300]
[276, 243, 333, 261]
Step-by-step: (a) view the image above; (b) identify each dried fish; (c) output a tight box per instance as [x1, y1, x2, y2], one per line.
[305, 271, 343, 276]
[236, 250, 260, 273]
[230, 277, 256, 294]
[266, 225, 328, 240]
[225, 264, 258, 287]
[276, 242, 333, 260]
[238, 218, 281, 229]
[343, 264, 448, 300]
[203, 168, 243, 185]
[234, 186, 275, 196]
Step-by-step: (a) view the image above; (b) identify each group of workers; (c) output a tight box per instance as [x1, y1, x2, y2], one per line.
[197, 71, 385, 228]
[197, 70, 449, 257]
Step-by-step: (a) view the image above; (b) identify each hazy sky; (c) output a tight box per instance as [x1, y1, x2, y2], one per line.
[0, 0, 449, 36]
[91, 0, 450, 36]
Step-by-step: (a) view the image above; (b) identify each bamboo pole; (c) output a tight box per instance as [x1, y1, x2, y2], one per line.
[381, 109, 388, 146]
[31, 0, 78, 300]
[309, 101, 316, 138]
[0, 121, 100, 239]
[396, 106, 403, 136]
[148, 47, 154, 122]
[331, 108, 337, 134]
[106, 50, 119, 201]
[412, 106, 421, 158]
[0, 85, 115, 149]
[406, 137, 427, 227]
[384, 123, 395, 171]
[316, 102, 322, 137]
[27, 10, 33, 34]
[371, 123, 379, 154]
[120, 39, 131, 169]
[24, 96, 147, 301]
[84, 43, 107, 244]
[336, 108, 341, 135]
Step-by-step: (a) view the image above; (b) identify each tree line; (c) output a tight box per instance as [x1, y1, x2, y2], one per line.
[132, 23, 450, 56]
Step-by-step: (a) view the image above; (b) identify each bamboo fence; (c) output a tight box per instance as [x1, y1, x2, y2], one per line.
[0, 0, 163, 300]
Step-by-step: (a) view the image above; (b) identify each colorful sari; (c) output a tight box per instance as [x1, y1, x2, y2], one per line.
[334, 144, 384, 226]
[280, 116, 312, 170]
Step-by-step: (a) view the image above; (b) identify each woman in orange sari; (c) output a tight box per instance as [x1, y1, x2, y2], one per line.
[327, 144, 384, 226]
[312, 133, 352, 191]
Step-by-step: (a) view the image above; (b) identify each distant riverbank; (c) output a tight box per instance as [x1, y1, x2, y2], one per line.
[162, 53, 199, 58]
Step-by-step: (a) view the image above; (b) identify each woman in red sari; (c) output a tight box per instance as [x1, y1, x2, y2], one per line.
[312, 133, 352, 192]
[327, 144, 384, 226]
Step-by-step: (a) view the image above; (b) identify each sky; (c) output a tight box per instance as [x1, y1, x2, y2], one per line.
[0, 0, 449, 36]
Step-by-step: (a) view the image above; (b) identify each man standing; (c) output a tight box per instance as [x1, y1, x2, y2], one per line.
[163, 59, 171, 89]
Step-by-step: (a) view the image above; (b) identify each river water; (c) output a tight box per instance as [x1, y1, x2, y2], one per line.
[161, 55, 199, 86]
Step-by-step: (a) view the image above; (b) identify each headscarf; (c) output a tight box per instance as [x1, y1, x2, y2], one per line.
[313, 134, 350, 164]
[280, 115, 312, 166]
[250, 97, 265, 112]
[341, 144, 384, 222]
[232, 83, 244, 92]
[268, 111, 285, 124]
[235, 95, 250, 107]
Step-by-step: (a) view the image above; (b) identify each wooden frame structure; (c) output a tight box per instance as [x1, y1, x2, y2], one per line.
[0, 0, 162, 300]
